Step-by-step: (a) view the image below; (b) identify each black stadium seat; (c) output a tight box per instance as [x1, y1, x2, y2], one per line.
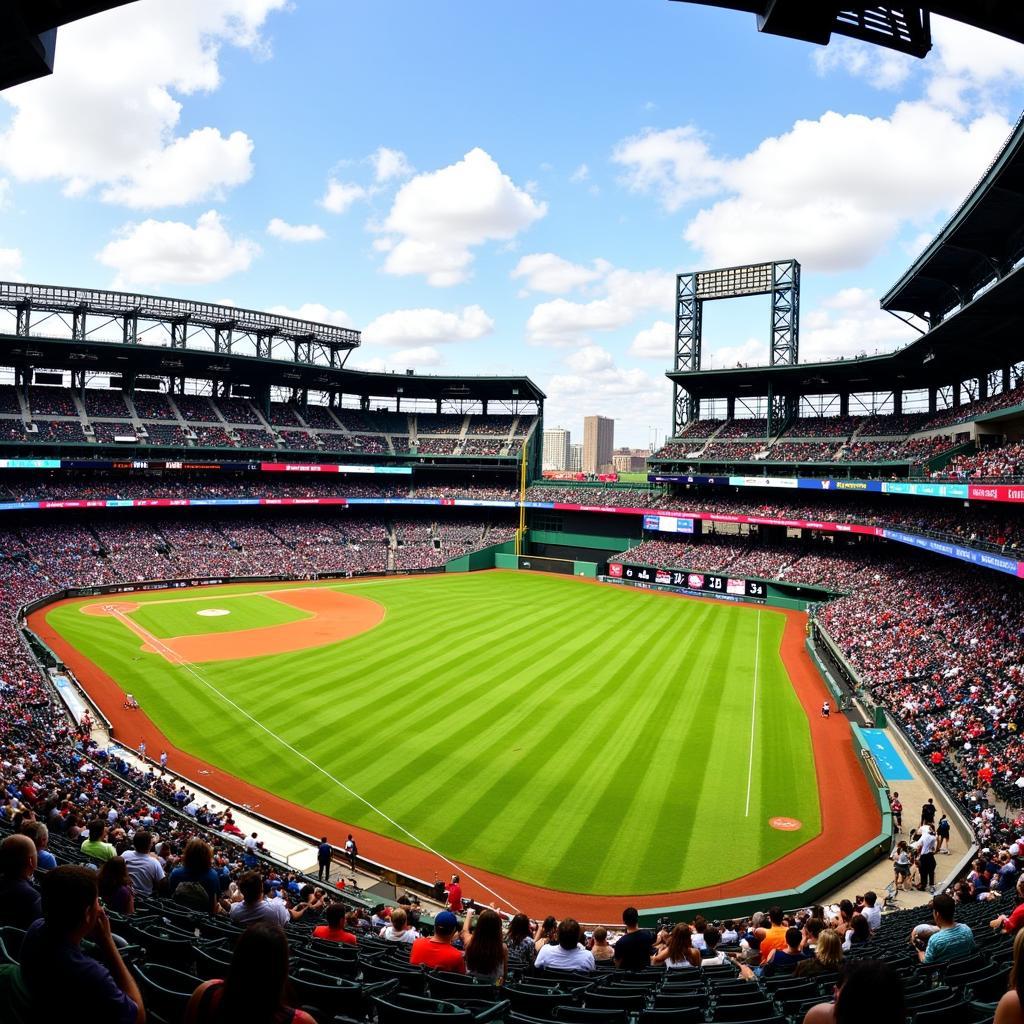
[133, 962, 203, 1024]
[638, 1010, 706, 1024]
[554, 1007, 629, 1023]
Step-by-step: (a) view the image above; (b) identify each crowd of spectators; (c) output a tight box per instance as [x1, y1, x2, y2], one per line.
[27, 386, 78, 417]
[719, 418, 768, 439]
[678, 418, 724, 438]
[90, 421, 137, 443]
[767, 442, 840, 462]
[783, 416, 860, 437]
[921, 382, 1024, 431]
[81, 389, 130, 418]
[819, 560, 1024, 804]
[937, 441, 1024, 481]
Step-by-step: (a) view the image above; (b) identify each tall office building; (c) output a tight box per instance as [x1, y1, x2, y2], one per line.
[568, 443, 584, 473]
[542, 427, 571, 471]
[583, 415, 614, 474]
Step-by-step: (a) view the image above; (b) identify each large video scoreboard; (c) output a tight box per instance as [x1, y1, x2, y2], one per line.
[607, 561, 767, 601]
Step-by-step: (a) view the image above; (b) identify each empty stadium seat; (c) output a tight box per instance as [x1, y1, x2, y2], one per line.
[134, 962, 203, 1024]
[373, 992, 484, 1024]
[0, 927, 25, 966]
[638, 1009, 706, 1024]
[555, 1006, 631, 1023]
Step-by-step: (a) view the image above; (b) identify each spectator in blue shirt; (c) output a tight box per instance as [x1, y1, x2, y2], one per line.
[918, 894, 976, 964]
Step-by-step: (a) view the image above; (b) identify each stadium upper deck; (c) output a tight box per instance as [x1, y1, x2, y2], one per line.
[654, 108, 1024, 480]
[0, 282, 545, 475]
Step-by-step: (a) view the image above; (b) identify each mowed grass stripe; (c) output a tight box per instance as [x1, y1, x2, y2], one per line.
[423, 592, 676, 872]
[581, 604, 740, 892]
[675, 610, 769, 878]
[45, 573, 821, 895]
[524, 603, 718, 891]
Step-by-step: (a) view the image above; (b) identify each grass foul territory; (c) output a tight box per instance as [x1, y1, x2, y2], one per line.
[44, 572, 820, 895]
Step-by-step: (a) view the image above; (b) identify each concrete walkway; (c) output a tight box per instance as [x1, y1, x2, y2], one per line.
[821, 715, 975, 916]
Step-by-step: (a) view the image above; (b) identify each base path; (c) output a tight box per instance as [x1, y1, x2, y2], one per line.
[29, 577, 880, 920]
[81, 588, 384, 663]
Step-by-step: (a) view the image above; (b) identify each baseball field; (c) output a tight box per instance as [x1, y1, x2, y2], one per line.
[40, 571, 823, 897]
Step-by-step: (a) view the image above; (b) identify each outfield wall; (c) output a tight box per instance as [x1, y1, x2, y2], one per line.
[636, 707, 894, 925]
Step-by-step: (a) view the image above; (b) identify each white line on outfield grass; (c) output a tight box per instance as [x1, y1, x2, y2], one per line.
[744, 611, 761, 818]
[103, 605, 522, 914]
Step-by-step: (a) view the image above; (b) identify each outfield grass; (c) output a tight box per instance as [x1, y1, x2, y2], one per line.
[128, 593, 311, 639]
[45, 573, 820, 895]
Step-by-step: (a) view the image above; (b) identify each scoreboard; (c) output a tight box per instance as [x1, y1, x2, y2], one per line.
[606, 562, 767, 601]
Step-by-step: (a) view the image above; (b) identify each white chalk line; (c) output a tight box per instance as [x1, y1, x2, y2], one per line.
[103, 603, 521, 913]
[744, 610, 762, 818]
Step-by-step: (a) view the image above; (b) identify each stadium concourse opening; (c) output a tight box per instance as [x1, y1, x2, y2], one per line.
[28, 572, 881, 919]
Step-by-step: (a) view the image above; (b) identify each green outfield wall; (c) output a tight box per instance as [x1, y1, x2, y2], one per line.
[444, 539, 515, 573]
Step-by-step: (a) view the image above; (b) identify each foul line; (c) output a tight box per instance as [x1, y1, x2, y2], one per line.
[102, 604, 522, 914]
[744, 610, 761, 818]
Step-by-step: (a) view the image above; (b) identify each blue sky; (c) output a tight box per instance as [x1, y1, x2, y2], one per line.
[1, 1, 1023, 445]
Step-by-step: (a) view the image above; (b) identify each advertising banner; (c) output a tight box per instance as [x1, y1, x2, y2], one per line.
[880, 529, 1021, 576]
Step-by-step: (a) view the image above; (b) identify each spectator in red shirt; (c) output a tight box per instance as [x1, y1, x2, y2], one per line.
[446, 874, 463, 911]
[312, 902, 357, 945]
[410, 910, 466, 974]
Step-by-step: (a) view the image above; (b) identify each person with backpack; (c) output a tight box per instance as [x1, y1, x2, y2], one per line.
[168, 838, 223, 915]
[185, 922, 315, 1024]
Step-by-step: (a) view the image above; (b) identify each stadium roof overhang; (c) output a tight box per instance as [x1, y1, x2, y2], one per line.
[0, 334, 546, 403]
[881, 113, 1024, 323]
[671, 3, 1024, 57]
[669, 261, 1024, 400]
[0, 2, 138, 90]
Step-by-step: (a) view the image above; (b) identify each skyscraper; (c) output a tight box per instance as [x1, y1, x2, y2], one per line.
[542, 427, 571, 471]
[568, 442, 583, 473]
[583, 416, 614, 473]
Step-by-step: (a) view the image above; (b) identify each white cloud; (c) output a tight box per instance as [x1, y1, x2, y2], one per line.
[565, 345, 614, 374]
[320, 180, 369, 214]
[629, 319, 673, 359]
[99, 128, 253, 208]
[0, 248, 25, 281]
[266, 302, 351, 326]
[378, 148, 547, 286]
[925, 18, 1024, 114]
[96, 209, 259, 287]
[266, 218, 326, 242]
[801, 287, 916, 362]
[569, 163, 589, 183]
[0, 0, 284, 206]
[615, 103, 1010, 272]
[544, 345, 671, 444]
[812, 38, 914, 90]
[613, 125, 724, 213]
[510, 253, 610, 295]
[371, 147, 413, 183]
[526, 267, 672, 345]
[361, 305, 494, 347]
[705, 337, 765, 369]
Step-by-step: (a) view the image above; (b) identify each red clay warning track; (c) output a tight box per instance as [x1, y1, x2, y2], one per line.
[30, 576, 880, 921]
[79, 589, 383, 663]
